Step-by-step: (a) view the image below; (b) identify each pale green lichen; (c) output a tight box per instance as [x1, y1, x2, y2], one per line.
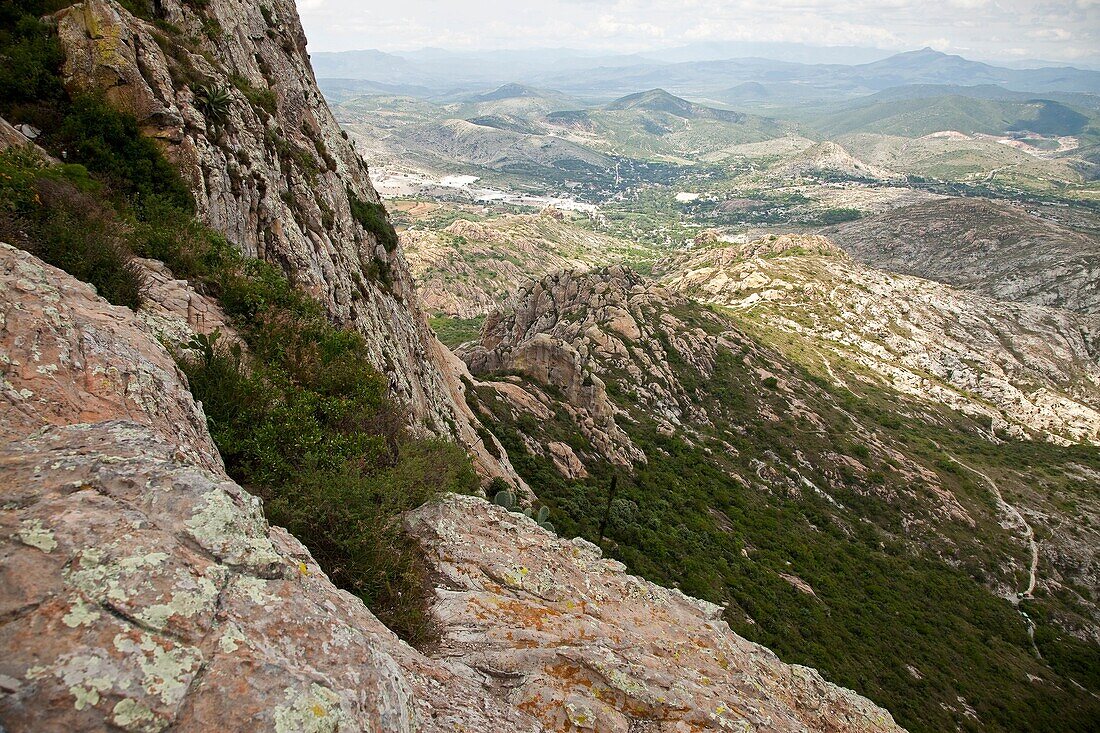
[234, 575, 272, 605]
[184, 490, 282, 570]
[16, 518, 57, 552]
[502, 564, 530, 588]
[137, 569, 220, 630]
[216, 623, 249, 654]
[111, 698, 164, 733]
[272, 683, 354, 733]
[564, 701, 597, 729]
[594, 662, 649, 697]
[45, 653, 119, 713]
[71, 681, 106, 711]
[63, 597, 102, 628]
[112, 633, 201, 706]
[67, 547, 170, 607]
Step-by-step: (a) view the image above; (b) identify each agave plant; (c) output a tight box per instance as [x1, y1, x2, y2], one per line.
[195, 83, 233, 127]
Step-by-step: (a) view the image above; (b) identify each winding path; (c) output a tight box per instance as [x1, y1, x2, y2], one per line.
[948, 455, 1038, 599]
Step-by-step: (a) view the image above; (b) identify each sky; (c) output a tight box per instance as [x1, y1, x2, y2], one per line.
[297, 0, 1100, 66]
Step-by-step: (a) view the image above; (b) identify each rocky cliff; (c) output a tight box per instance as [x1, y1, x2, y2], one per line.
[0, 243, 537, 731]
[450, 261, 1100, 728]
[50, 0, 518, 484]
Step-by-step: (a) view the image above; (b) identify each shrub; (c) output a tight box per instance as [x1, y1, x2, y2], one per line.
[0, 150, 145, 308]
[230, 74, 277, 117]
[348, 188, 399, 251]
[0, 6, 66, 118]
[180, 308, 479, 643]
[51, 95, 195, 211]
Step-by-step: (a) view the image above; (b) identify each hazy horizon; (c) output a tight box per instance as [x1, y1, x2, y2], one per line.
[299, 0, 1100, 67]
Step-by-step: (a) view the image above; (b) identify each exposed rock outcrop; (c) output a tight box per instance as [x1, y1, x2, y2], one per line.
[462, 266, 732, 466]
[406, 494, 906, 733]
[51, 0, 520, 486]
[658, 235, 1100, 445]
[0, 243, 539, 732]
[829, 198, 1100, 314]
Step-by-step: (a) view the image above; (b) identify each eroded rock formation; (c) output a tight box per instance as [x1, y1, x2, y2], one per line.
[406, 494, 906, 733]
[50, 0, 520, 485]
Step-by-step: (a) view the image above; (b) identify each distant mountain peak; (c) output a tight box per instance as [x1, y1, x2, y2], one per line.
[474, 83, 541, 101]
[605, 88, 696, 116]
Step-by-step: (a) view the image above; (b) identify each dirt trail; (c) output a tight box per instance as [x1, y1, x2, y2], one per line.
[949, 455, 1038, 599]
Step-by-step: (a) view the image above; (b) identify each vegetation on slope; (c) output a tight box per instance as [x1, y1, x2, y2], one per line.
[467, 297, 1100, 733]
[0, 4, 475, 645]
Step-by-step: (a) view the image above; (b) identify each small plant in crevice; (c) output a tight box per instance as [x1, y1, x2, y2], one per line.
[348, 187, 399, 252]
[195, 83, 232, 128]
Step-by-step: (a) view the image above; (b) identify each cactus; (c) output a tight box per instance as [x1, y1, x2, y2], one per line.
[532, 505, 554, 532]
[492, 489, 554, 533]
[493, 489, 517, 511]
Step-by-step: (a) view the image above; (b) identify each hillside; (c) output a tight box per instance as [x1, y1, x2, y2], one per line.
[401, 208, 653, 321]
[459, 264, 1100, 732]
[813, 95, 1092, 138]
[0, 1, 922, 731]
[829, 198, 1100, 313]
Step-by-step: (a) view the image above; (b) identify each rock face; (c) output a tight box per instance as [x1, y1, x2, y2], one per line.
[51, 0, 519, 485]
[462, 266, 732, 466]
[406, 494, 906, 733]
[658, 235, 1100, 445]
[829, 198, 1100, 314]
[0, 244, 539, 732]
[0, 243, 218, 471]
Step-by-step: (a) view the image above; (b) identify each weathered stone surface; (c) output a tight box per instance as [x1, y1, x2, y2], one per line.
[134, 257, 240, 347]
[51, 0, 521, 487]
[407, 494, 907, 733]
[0, 423, 539, 733]
[0, 243, 540, 732]
[829, 198, 1100, 314]
[0, 243, 218, 472]
[658, 235, 1100, 445]
[462, 266, 728, 467]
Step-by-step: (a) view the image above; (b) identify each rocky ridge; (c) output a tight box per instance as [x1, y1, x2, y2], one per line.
[462, 266, 727, 466]
[0, 243, 538, 731]
[51, 0, 518, 484]
[829, 198, 1100, 314]
[658, 235, 1100, 445]
[406, 494, 905, 733]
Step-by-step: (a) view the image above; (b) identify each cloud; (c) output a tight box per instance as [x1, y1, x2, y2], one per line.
[297, 0, 1100, 65]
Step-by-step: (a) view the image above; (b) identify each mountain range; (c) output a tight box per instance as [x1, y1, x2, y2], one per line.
[312, 46, 1100, 100]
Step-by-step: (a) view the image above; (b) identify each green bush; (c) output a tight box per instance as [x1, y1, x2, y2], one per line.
[180, 304, 479, 643]
[230, 74, 277, 117]
[0, 2, 67, 118]
[0, 149, 145, 308]
[50, 95, 194, 212]
[348, 188, 399, 251]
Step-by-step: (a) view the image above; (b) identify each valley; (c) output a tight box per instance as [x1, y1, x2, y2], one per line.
[319, 46, 1100, 733]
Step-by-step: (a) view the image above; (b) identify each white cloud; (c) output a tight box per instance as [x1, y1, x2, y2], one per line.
[297, 0, 1100, 65]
